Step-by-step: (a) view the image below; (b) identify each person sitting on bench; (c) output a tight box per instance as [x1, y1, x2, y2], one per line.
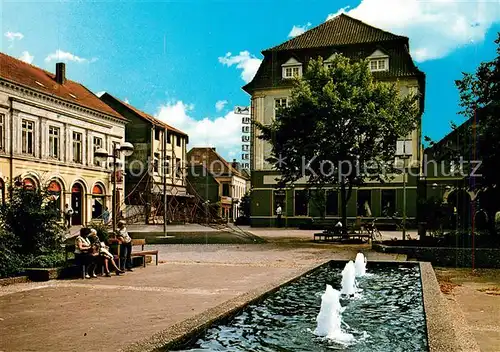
[74, 228, 96, 279]
[88, 228, 124, 277]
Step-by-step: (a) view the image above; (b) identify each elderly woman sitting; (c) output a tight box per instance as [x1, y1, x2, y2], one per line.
[88, 228, 124, 277]
[74, 228, 97, 279]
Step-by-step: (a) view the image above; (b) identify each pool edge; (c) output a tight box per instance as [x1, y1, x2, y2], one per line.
[122, 260, 480, 352]
[419, 262, 480, 352]
[121, 260, 332, 352]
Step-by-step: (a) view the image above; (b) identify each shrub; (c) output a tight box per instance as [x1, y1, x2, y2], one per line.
[0, 228, 25, 278]
[27, 250, 66, 268]
[0, 185, 64, 256]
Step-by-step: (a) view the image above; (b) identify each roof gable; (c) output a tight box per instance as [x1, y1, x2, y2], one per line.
[0, 52, 125, 120]
[281, 57, 302, 66]
[368, 48, 389, 58]
[187, 147, 243, 178]
[264, 14, 406, 52]
[100, 93, 188, 138]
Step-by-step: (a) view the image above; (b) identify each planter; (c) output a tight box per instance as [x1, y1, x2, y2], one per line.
[373, 242, 500, 268]
[24, 267, 66, 281]
[0, 275, 30, 286]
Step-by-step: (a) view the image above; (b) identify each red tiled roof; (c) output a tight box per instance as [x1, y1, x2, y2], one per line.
[0, 52, 125, 120]
[101, 93, 188, 137]
[187, 147, 247, 179]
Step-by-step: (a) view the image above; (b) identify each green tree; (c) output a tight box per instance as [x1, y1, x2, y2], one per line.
[239, 192, 251, 218]
[0, 185, 64, 257]
[428, 33, 500, 233]
[256, 55, 420, 227]
[456, 33, 500, 200]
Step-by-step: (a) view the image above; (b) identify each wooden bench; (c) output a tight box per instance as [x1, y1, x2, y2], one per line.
[313, 228, 343, 242]
[314, 228, 371, 242]
[131, 239, 159, 267]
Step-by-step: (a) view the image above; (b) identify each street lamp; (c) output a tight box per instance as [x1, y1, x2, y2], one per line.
[396, 140, 412, 240]
[95, 142, 134, 235]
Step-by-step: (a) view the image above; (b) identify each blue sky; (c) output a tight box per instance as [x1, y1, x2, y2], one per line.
[1, 0, 500, 161]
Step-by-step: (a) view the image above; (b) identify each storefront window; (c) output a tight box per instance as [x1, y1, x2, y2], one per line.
[92, 184, 105, 219]
[48, 180, 62, 212]
[294, 190, 308, 216]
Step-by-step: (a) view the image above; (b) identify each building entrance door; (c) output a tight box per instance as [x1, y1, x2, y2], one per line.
[72, 183, 83, 226]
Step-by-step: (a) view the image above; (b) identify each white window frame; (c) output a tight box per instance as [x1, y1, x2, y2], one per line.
[324, 53, 338, 69]
[175, 158, 182, 179]
[48, 126, 60, 159]
[283, 65, 302, 79]
[282, 57, 303, 79]
[166, 156, 171, 175]
[0, 114, 4, 151]
[22, 119, 35, 155]
[274, 98, 288, 119]
[369, 58, 389, 72]
[93, 135, 103, 166]
[153, 152, 160, 174]
[72, 131, 83, 164]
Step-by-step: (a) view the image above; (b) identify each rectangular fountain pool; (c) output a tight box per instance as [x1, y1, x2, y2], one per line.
[176, 261, 428, 352]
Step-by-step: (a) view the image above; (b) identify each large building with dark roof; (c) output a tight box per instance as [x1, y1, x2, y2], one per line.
[243, 14, 426, 227]
[0, 52, 128, 226]
[100, 92, 190, 224]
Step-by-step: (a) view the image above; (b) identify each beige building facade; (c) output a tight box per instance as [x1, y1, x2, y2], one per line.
[0, 53, 127, 226]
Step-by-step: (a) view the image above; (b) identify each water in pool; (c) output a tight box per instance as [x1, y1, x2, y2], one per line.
[179, 257, 428, 351]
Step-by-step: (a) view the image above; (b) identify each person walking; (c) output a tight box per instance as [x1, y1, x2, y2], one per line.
[64, 204, 74, 229]
[276, 204, 282, 228]
[116, 220, 133, 272]
[102, 207, 110, 225]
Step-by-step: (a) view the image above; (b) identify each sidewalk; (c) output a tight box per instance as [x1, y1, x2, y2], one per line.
[0, 244, 403, 352]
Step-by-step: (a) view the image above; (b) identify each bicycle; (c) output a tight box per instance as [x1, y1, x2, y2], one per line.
[365, 218, 383, 241]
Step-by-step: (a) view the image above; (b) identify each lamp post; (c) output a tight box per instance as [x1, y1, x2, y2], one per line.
[95, 142, 134, 235]
[396, 140, 412, 241]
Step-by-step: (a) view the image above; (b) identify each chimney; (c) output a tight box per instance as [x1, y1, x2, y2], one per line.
[55, 62, 66, 84]
[231, 159, 240, 171]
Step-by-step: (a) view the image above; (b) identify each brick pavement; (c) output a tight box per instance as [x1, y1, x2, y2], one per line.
[0, 243, 401, 352]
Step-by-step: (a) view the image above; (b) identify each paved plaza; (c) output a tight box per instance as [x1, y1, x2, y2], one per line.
[0, 241, 402, 352]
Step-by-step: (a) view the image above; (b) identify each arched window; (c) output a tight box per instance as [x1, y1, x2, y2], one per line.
[71, 182, 85, 226]
[48, 180, 63, 212]
[23, 177, 37, 190]
[92, 183, 106, 220]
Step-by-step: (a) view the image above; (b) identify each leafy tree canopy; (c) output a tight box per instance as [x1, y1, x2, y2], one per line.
[256, 54, 420, 225]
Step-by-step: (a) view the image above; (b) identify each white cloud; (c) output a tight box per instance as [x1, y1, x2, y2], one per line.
[288, 22, 312, 38]
[326, 0, 500, 62]
[218, 51, 261, 83]
[4, 31, 24, 41]
[19, 51, 34, 64]
[156, 100, 242, 159]
[215, 100, 228, 112]
[45, 49, 96, 63]
[95, 91, 106, 97]
[124, 98, 130, 104]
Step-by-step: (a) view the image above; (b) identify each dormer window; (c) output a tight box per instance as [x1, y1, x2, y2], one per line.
[281, 57, 302, 79]
[324, 53, 338, 69]
[368, 49, 389, 72]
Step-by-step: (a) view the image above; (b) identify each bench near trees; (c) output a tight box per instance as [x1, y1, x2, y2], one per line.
[65, 238, 158, 278]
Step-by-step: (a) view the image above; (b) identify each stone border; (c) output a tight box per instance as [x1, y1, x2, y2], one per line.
[122, 260, 479, 352]
[374, 243, 500, 268]
[419, 262, 480, 352]
[121, 261, 329, 352]
[0, 275, 29, 286]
